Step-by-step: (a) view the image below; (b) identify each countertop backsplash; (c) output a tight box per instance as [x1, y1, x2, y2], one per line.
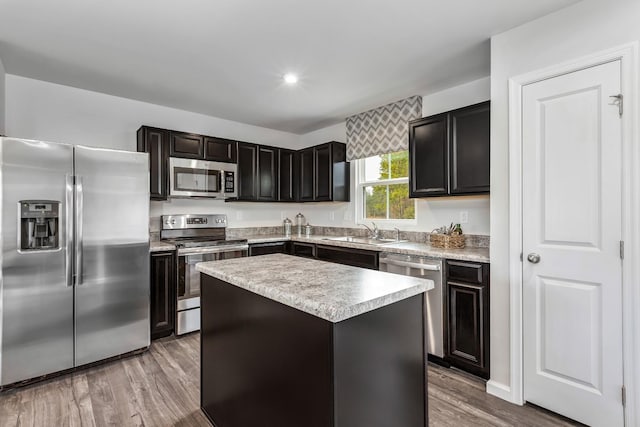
[149, 216, 489, 248]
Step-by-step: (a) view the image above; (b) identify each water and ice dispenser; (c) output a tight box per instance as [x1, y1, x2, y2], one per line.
[19, 200, 60, 251]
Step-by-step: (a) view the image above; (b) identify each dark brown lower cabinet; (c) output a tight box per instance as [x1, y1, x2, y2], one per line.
[150, 251, 175, 340]
[444, 260, 489, 379]
[201, 275, 427, 427]
[315, 244, 379, 270]
[248, 241, 290, 256]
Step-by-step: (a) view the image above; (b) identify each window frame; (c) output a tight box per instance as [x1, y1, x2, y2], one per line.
[355, 151, 417, 225]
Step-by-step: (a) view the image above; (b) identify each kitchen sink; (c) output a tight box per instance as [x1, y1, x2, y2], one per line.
[322, 236, 408, 246]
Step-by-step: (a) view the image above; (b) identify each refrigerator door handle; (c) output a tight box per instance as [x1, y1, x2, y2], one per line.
[66, 175, 74, 287]
[75, 176, 84, 286]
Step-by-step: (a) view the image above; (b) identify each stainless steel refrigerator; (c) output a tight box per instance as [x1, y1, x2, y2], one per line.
[0, 137, 150, 386]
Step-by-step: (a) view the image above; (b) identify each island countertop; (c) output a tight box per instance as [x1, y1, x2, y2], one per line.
[195, 253, 433, 323]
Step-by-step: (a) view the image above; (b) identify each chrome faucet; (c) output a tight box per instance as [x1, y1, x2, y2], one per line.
[394, 227, 401, 241]
[360, 222, 380, 239]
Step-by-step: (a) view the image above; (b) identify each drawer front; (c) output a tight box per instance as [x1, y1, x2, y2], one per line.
[249, 242, 288, 256]
[291, 242, 316, 258]
[446, 260, 484, 284]
[315, 245, 378, 270]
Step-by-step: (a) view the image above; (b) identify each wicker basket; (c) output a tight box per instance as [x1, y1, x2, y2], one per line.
[430, 233, 465, 249]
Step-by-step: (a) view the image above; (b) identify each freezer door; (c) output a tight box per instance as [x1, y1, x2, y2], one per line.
[74, 146, 150, 366]
[0, 138, 74, 386]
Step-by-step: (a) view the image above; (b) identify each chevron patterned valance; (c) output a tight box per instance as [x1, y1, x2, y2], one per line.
[346, 95, 422, 160]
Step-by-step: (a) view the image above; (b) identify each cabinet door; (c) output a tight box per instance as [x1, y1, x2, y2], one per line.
[137, 126, 169, 200]
[170, 132, 205, 159]
[249, 242, 289, 256]
[449, 102, 490, 194]
[445, 260, 490, 379]
[331, 142, 350, 202]
[205, 137, 237, 163]
[257, 146, 278, 201]
[298, 148, 315, 202]
[315, 245, 378, 270]
[314, 143, 332, 201]
[409, 114, 449, 197]
[278, 149, 296, 202]
[150, 251, 175, 340]
[237, 142, 258, 200]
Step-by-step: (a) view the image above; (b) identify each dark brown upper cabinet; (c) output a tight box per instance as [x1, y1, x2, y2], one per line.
[409, 101, 490, 198]
[170, 131, 204, 159]
[449, 102, 490, 194]
[257, 146, 278, 201]
[137, 126, 170, 200]
[409, 113, 449, 197]
[299, 142, 350, 202]
[298, 147, 315, 202]
[204, 137, 237, 163]
[278, 149, 296, 202]
[237, 142, 258, 200]
[314, 143, 332, 201]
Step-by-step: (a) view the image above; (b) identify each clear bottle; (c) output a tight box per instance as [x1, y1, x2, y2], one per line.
[304, 223, 312, 238]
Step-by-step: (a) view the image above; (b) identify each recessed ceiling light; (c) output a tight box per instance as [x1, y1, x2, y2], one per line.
[283, 73, 298, 85]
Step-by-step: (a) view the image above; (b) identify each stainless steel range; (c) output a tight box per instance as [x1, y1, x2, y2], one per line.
[161, 214, 248, 335]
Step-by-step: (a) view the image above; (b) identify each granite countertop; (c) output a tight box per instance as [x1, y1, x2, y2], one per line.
[196, 254, 433, 323]
[150, 241, 176, 252]
[242, 234, 490, 263]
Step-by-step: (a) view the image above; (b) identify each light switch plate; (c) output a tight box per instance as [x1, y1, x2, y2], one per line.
[459, 211, 468, 224]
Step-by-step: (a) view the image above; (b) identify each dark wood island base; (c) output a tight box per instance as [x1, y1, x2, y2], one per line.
[200, 275, 427, 427]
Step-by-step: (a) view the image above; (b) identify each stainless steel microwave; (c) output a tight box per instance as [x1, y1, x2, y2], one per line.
[169, 157, 237, 199]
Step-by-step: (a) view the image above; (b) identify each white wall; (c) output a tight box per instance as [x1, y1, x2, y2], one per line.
[490, 0, 640, 397]
[4, 75, 316, 229]
[5, 75, 303, 151]
[0, 56, 5, 134]
[5, 73, 490, 234]
[292, 79, 492, 235]
[422, 76, 490, 117]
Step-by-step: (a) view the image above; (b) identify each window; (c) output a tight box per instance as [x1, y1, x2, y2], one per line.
[357, 151, 415, 220]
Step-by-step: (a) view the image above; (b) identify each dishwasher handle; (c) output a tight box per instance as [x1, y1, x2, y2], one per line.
[379, 257, 441, 271]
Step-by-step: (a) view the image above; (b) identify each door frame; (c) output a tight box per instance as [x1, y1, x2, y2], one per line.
[503, 42, 639, 426]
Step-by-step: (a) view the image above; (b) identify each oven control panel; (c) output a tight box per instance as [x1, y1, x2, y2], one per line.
[162, 214, 227, 230]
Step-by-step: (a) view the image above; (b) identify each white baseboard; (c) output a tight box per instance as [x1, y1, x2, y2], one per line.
[486, 380, 519, 404]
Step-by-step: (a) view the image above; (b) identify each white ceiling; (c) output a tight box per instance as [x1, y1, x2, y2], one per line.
[0, 0, 578, 134]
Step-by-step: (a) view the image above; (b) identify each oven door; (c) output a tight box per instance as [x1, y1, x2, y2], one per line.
[176, 246, 248, 335]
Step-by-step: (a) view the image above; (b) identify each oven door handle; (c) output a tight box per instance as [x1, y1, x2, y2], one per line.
[178, 244, 249, 256]
[379, 258, 441, 271]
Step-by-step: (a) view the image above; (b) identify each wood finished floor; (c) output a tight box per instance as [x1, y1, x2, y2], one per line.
[0, 333, 579, 427]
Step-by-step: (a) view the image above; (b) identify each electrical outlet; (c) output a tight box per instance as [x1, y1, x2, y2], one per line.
[329, 212, 335, 221]
[236, 210, 244, 220]
[280, 211, 287, 220]
[344, 210, 353, 221]
[459, 211, 468, 224]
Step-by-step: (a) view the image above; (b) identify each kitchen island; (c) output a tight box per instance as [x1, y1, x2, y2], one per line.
[196, 254, 433, 427]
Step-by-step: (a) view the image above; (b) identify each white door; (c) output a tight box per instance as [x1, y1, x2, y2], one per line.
[522, 60, 624, 426]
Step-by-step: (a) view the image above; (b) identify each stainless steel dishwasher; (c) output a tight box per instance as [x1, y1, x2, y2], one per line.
[379, 252, 444, 359]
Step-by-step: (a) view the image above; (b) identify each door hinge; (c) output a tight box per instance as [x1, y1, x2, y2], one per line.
[610, 94, 623, 117]
[620, 240, 625, 260]
[622, 385, 626, 406]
